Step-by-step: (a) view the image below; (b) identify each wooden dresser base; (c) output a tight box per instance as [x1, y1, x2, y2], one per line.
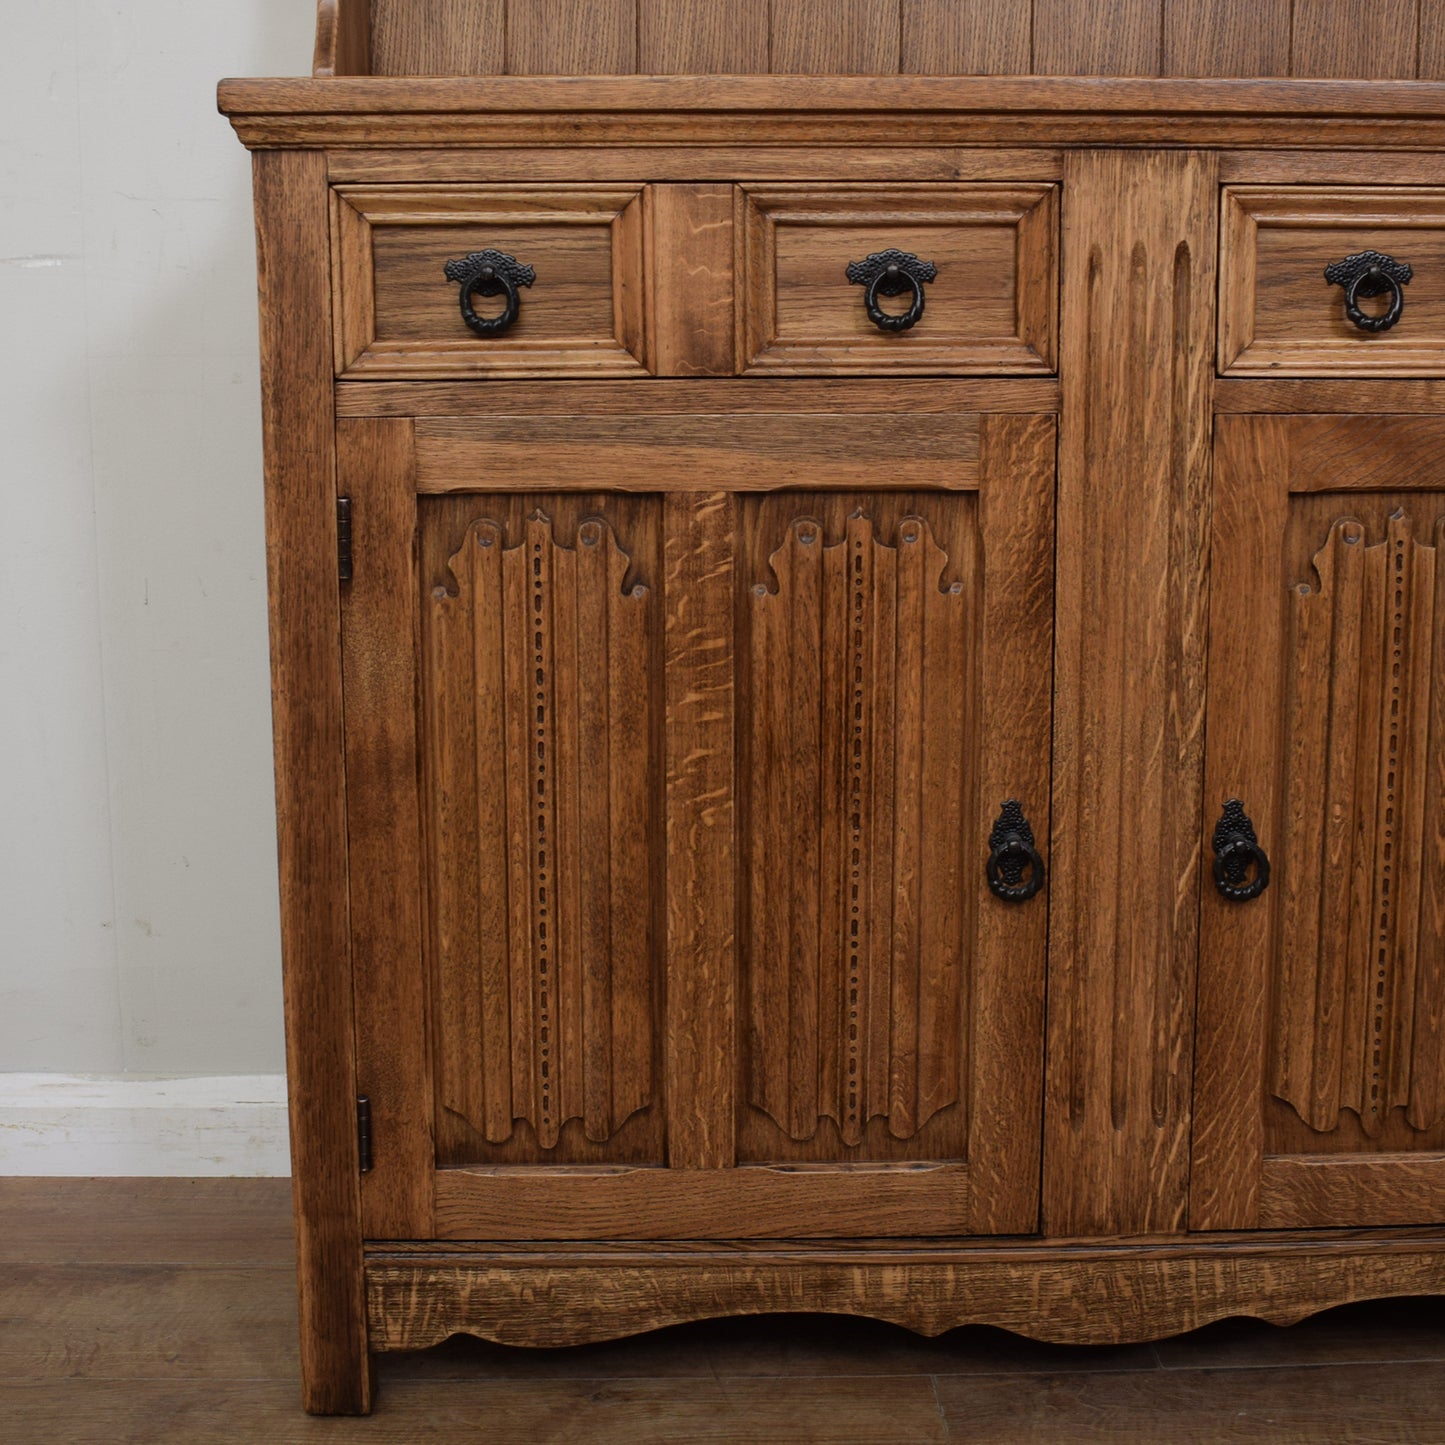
[365, 1231, 1445, 1352]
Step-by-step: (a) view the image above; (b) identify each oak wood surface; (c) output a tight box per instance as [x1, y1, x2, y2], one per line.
[331, 185, 649, 379]
[411, 413, 981, 492]
[347, 0, 1445, 80]
[1220, 186, 1445, 376]
[364, 1232, 1445, 1351]
[1193, 413, 1445, 1232]
[736, 184, 1057, 375]
[326, 145, 1066, 185]
[1044, 149, 1215, 1238]
[338, 418, 435, 1241]
[252, 148, 371, 1416]
[637, 0, 769, 74]
[336, 377, 1063, 417]
[662, 490, 737, 1172]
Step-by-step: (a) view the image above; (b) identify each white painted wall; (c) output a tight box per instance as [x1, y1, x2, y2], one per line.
[2, 0, 313, 1123]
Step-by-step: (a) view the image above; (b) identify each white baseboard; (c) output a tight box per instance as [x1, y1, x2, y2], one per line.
[0, 1073, 290, 1176]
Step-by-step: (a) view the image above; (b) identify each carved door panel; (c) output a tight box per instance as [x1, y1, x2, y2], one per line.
[340, 410, 1054, 1242]
[1194, 414, 1445, 1230]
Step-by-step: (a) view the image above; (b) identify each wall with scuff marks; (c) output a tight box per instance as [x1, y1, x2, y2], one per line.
[1, 0, 314, 1077]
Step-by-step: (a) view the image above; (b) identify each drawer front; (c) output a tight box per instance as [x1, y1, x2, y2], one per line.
[1220, 186, 1445, 376]
[331, 186, 649, 379]
[737, 184, 1058, 376]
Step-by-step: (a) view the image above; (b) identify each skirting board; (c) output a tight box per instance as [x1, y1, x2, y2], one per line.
[0, 1073, 290, 1176]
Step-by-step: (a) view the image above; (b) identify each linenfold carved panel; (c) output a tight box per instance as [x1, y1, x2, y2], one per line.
[744, 512, 972, 1146]
[1272, 511, 1445, 1137]
[423, 512, 655, 1151]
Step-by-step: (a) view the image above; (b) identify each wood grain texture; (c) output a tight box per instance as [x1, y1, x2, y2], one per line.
[1292, 0, 1420, 79]
[1162, 0, 1290, 77]
[1271, 512, 1445, 1139]
[648, 184, 734, 376]
[331, 185, 650, 380]
[662, 491, 736, 1172]
[1215, 378, 1445, 411]
[770, 0, 900, 74]
[1424, 0, 1445, 77]
[506, 0, 638, 74]
[433, 1164, 971, 1239]
[1045, 149, 1216, 1237]
[901, 0, 1031, 75]
[1259, 1154, 1445, 1227]
[364, 1233, 1445, 1350]
[221, 76, 1445, 153]
[251, 149, 370, 1416]
[423, 511, 660, 1156]
[328, 144, 1065, 186]
[412, 414, 980, 492]
[313, 0, 372, 76]
[337, 377, 1062, 417]
[338, 418, 434, 1241]
[1220, 186, 1445, 377]
[1194, 415, 1445, 1231]
[638, 0, 769, 73]
[736, 184, 1058, 375]
[370, 0, 504, 76]
[741, 512, 971, 1149]
[1034, 0, 1162, 76]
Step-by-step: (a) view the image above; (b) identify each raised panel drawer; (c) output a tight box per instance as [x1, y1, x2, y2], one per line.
[736, 184, 1058, 376]
[331, 185, 649, 378]
[1220, 186, 1445, 376]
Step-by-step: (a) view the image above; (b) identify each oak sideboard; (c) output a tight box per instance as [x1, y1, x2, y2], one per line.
[222, 4, 1445, 1414]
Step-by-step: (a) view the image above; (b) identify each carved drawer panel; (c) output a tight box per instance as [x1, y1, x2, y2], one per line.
[736, 184, 1058, 375]
[1220, 186, 1445, 376]
[331, 185, 649, 378]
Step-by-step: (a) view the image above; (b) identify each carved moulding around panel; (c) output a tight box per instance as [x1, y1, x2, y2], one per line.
[1272, 510, 1445, 1138]
[744, 511, 972, 1146]
[423, 511, 655, 1150]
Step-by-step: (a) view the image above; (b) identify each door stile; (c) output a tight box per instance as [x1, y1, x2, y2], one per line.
[969, 412, 1056, 1233]
[337, 416, 436, 1239]
[662, 490, 739, 1171]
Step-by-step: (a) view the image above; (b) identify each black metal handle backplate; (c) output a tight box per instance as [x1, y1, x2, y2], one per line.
[1212, 798, 1270, 902]
[845, 248, 937, 333]
[444, 249, 535, 337]
[1324, 250, 1412, 334]
[987, 799, 1045, 903]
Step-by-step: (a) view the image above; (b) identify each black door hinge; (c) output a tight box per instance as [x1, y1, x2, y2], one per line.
[337, 497, 353, 583]
[356, 1094, 373, 1174]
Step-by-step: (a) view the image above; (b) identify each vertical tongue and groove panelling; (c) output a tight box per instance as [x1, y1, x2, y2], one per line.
[741, 505, 975, 1158]
[361, 0, 1442, 81]
[423, 510, 656, 1160]
[1272, 512, 1445, 1138]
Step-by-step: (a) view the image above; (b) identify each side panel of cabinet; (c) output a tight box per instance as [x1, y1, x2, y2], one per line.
[1193, 413, 1445, 1229]
[341, 409, 1054, 1241]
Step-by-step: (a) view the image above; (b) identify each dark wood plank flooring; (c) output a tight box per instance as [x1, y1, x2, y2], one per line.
[3, 1179, 1444, 1442]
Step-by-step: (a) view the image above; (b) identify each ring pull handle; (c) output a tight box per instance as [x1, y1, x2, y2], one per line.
[986, 799, 1046, 903]
[846, 248, 937, 333]
[444, 249, 535, 337]
[1212, 799, 1271, 902]
[1325, 250, 1412, 334]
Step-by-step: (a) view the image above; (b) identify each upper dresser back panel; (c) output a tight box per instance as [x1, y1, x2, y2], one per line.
[347, 0, 1445, 80]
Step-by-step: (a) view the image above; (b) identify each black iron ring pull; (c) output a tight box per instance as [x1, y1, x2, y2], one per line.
[444, 249, 535, 337]
[1212, 798, 1270, 902]
[987, 799, 1045, 903]
[1324, 250, 1412, 334]
[846, 248, 937, 333]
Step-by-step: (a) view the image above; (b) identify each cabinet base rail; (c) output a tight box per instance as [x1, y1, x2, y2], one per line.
[362, 1230, 1445, 1353]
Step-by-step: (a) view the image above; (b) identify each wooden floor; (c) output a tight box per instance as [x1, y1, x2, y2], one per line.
[4, 1179, 1444, 1443]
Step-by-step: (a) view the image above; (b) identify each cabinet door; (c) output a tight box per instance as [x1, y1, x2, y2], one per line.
[340, 408, 1054, 1241]
[1194, 414, 1445, 1229]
